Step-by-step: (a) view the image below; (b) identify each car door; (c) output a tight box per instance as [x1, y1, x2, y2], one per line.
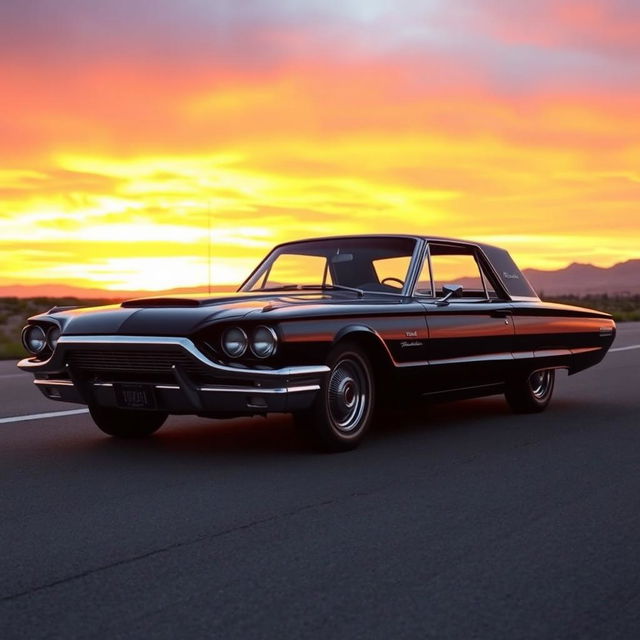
[415, 242, 515, 393]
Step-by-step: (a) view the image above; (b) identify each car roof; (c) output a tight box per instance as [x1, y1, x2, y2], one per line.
[272, 234, 502, 253]
[250, 234, 538, 299]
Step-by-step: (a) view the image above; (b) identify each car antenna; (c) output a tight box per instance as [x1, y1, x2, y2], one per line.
[207, 201, 212, 295]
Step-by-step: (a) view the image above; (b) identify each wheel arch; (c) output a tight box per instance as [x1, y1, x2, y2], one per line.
[332, 325, 394, 385]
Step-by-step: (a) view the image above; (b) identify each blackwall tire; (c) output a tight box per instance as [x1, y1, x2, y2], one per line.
[505, 369, 555, 414]
[89, 405, 167, 438]
[294, 342, 375, 452]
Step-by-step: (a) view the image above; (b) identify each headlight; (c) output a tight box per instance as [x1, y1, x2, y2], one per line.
[221, 327, 248, 358]
[47, 325, 61, 350]
[250, 326, 278, 358]
[22, 325, 47, 354]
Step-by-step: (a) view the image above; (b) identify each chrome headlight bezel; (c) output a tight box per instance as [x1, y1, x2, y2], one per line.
[21, 325, 48, 355]
[47, 325, 61, 350]
[250, 325, 278, 359]
[221, 326, 249, 358]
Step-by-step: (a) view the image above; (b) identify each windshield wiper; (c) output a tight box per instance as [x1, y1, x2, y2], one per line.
[257, 285, 302, 291]
[257, 284, 364, 297]
[299, 284, 364, 297]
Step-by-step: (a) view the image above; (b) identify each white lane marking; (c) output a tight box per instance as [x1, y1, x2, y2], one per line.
[0, 373, 29, 379]
[0, 344, 636, 422]
[610, 344, 640, 353]
[0, 409, 89, 424]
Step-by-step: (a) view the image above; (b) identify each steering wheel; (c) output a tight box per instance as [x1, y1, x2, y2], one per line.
[381, 277, 405, 288]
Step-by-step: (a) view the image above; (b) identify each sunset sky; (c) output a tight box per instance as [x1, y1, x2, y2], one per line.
[1, 0, 639, 292]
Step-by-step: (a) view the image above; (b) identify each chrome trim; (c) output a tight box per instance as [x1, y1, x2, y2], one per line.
[431, 353, 514, 366]
[395, 352, 514, 368]
[239, 235, 422, 296]
[477, 252, 491, 300]
[422, 381, 502, 396]
[198, 384, 320, 394]
[33, 379, 74, 387]
[421, 296, 495, 305]
[46, 325, 61, 350]
[326, 355, 370, 433]
[530, 370, 553, 399]
[92, 383, 184, 391]
[249, 325, 278, 359]
[88, 383, 320, 394]
[571, 346, 602, 355]
[403, 238, 427, 297]
[426, 243, 434, 298]
[221, 326, 248, 358]
[533, 348, 571, 358]
[21, 335, 330, 378]
[22, 325, 47, 355]
[411, 241, 434, 298]
[413, 240, 514, 302]
[34, 378, 319, 396]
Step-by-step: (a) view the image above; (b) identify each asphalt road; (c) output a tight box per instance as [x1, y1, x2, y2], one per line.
[1, 324, 639, 639]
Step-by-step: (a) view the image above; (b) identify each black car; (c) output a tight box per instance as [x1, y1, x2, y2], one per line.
[19, 235, 616, 450]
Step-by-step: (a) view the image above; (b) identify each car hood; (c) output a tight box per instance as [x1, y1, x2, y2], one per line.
[47, 290, 402, 336]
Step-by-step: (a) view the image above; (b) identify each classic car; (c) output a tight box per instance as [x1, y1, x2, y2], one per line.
[19, 235, 616, 451]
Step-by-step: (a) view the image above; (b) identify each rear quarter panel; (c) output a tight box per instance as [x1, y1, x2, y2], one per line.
[511, 302, 615, 374]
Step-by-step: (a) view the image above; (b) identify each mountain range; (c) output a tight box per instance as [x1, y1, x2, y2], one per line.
[0, 260, 638, 299]
[522, 259, 640, 296]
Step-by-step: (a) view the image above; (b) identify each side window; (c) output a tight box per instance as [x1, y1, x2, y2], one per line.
[419, 245, 501, 299]
[431, 253, 484, 296]
[482, 265, 498, 299]
[415, 256, 433, 296]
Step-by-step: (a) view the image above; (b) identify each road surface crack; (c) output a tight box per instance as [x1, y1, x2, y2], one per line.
[0, 491, 370, 604]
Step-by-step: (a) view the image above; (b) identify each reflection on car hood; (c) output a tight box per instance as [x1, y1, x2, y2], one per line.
[48, 290, 404, 336]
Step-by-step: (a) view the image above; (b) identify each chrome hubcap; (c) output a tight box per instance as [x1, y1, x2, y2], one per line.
[530, 370, 552, 399]
[327, 358, 368, 433]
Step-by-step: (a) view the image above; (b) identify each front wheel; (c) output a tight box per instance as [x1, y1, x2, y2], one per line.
[505, 369, 555, 414]
[294, 342, 375, 452]
[89, 405, 168, 438]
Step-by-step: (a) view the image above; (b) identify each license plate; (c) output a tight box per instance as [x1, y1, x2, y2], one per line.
[114, 384, 156, 409]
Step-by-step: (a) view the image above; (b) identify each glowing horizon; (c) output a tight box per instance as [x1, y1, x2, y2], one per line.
[1, 0, 639, 292]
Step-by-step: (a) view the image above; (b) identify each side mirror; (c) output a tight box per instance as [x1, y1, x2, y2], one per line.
[436, 283, 463, 306]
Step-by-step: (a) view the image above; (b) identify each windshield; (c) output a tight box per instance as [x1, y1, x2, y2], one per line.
[240, 237, 418, 294]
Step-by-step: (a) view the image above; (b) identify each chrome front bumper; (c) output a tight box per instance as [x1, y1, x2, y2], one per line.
[19, 335, 329, 415]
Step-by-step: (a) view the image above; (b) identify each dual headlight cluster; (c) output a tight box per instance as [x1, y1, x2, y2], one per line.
[22, 324, 61, 355]
[221, 325, 278, 359]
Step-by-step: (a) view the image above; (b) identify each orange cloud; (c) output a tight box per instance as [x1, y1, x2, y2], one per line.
[1, 1, 639, 292]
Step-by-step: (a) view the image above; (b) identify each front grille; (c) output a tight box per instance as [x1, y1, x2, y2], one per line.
[66, 348, 219, 384]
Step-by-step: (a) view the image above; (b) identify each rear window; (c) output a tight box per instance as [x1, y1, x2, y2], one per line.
[481, 246, 538, 298]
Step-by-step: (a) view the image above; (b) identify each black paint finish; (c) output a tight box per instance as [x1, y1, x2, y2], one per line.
[19, 235, 616, 416]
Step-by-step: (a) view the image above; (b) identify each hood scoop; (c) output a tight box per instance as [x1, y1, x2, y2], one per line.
[121, 297, 203, 308]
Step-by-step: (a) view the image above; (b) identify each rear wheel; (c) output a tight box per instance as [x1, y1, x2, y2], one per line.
[294, 342, 375, 452]
[505, 369, 555, 414]
[89, 405, 167, 438]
